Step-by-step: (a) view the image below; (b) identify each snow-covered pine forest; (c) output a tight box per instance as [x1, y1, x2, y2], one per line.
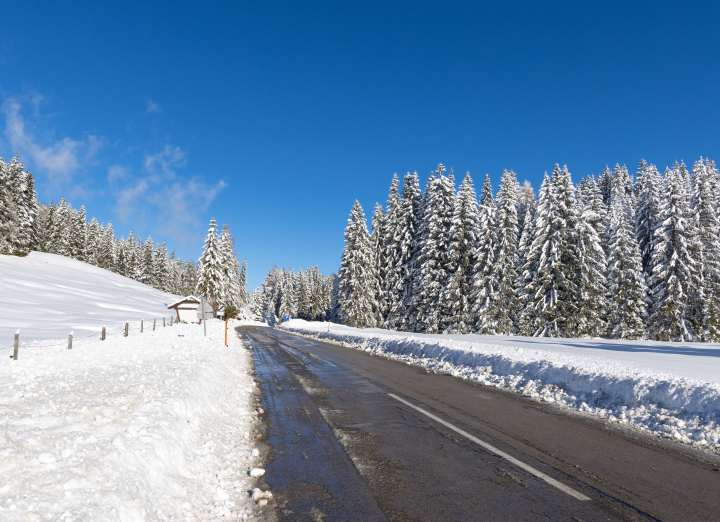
[337, 159, 720, 342]
[0, 153, 251, 315]
[253, 266, 338, 324]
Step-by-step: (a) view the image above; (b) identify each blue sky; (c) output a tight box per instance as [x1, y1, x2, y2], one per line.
[1, 1, 719, 289]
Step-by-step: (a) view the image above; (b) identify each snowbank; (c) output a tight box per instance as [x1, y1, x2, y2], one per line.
[280, 320, 720, 451]
[0, 318, 270, 520]
[0, 252, 179, 345]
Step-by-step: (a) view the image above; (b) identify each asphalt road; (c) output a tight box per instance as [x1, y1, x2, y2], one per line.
[238, 325, 720, 521]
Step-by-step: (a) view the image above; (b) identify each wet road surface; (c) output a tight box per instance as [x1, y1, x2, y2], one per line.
[239, 325, 720, 521]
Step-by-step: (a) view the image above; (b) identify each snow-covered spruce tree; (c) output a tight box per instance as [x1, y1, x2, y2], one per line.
[4, 155, 39, 254]
[100, 220, 116, 269]
[370, 202, 385, 325]
[295, 269, 309, 319]
[647, 167, 701, 341]
[195, 218, 224, 308]
[338, 201, 378, 328]
[690, 158, 720, 340]
[218, 223, 243, 309]
[0, 158, 19, 254]
[516, 173, 549, 335]
[483, 170, 520, 335]
[517, 180, 536, 238]
[472, 174, 498, 333]
[606, 187, 647, 338]
[597, 165, 613, 206]
[395, 172, 422, 331]
[415, 166, 455, 333]
[154, 240, 170, 292]
[379, 174, 400, 326]
[575, 175, 608, 338]
[612, 163, 636, 221]
[238, 259, 250, 313]
[139, 236, 155, 286]
[519, 165, 582, 337]
[440, 172, 479, 334]
[635, 160, 663, 279]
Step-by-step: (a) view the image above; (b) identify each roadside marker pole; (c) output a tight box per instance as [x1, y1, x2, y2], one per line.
[153, 318, 156, 331]
[68, 331, 73, 350]
[102, 327, 106, 341]
[225, 317, 228, 346]
[13, 330, 19, 360]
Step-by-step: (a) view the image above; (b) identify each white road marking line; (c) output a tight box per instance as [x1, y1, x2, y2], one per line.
[388, 393, 590, 502]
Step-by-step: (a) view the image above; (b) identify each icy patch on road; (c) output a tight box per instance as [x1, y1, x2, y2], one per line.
[280, 320, 720, 451]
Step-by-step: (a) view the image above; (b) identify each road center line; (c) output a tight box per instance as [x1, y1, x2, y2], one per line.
[388, 393, 590, 502]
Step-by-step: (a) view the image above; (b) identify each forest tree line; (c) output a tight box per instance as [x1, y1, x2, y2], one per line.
[338, 159, 720, 342]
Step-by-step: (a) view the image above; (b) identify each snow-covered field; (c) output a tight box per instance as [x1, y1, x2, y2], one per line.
[280, 320, 720, 451]
[0, 252, 179, 345]
[0, 253, 270, 520]
[0, 317, 271, 521]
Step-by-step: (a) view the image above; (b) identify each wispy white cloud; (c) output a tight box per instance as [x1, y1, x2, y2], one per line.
[146, 100, 161, 114]
[114, 144, 226, 245]
[107, 164, 130, 182]
[1, 94, 103, 187]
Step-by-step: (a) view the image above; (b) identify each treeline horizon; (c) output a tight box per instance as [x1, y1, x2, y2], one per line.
[337, 158, 720, 342]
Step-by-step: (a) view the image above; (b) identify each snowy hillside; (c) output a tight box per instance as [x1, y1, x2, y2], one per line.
[281, 320, 720, 451]
[0, 252, 179, 345]
[0, 253, 271, 519]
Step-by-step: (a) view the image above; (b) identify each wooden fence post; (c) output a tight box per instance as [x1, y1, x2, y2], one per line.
[68, 331, 73, 350]
[163, 317, 166, 327]
[170, 316, 173, 326]
[153, 318, 156, 331]
[141, 320, 144, 333]
[13, 330, 19, 361]
[125, 323, 129, 337]
[101, 327, 106, 341]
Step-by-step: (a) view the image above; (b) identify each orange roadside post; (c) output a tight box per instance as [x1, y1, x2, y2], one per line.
[225, 317, 228, 346]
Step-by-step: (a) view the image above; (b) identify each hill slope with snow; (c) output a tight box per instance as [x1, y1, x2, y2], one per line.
[0, 252, 180, 346]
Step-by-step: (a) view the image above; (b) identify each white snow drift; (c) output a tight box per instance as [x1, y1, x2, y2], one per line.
[281, 319, 720, 451]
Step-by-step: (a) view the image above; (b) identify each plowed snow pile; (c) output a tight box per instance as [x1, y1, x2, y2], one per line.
[281, 319, 720, 451]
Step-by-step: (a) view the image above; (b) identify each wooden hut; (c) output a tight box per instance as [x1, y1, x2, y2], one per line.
[167, 296, 201, 323]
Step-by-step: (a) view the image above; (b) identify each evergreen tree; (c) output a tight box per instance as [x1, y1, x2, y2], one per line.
[690, 158, 720, 340]
[483, 170, 520, 334]
[606, 194, 647, 339]
[370, 202, 385, 325]
[519, 165, 582, 337]
[635, 160, 663, 279]
[415, 165, 455, 333]
[597, 165, 613, 206]
[440, 172, 479, 333]
[379, 174, 400, 325]
[338, 201, 378, 328]
[575, 176, 608, 337]
[395, 172, 422, 331]
[195, 218, 224, 305]
[472, 174, 498, 332]
[647, 167, 700, 341]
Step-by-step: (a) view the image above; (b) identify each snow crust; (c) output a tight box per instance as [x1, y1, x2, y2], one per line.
[0, 252, 179, 345]
[281, 320, 720, 450]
